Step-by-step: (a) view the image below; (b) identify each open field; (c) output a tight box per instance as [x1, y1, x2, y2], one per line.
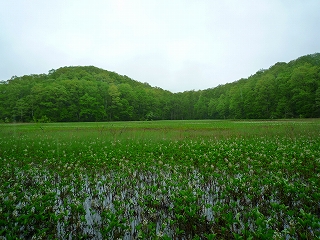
[0, 120, 320, 239]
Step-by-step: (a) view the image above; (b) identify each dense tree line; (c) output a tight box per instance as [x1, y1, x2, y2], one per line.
[0, 53, 320, 122]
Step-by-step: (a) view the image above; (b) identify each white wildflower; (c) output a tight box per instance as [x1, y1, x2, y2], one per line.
[157, 231, 163, 238]
[13, 210, 18, 217]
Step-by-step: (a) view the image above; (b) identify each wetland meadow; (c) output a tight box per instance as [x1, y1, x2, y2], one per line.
[0, 120, 319, 239]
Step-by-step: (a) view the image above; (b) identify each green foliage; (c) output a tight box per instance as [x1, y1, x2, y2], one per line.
[0, 120, 319, 238]
[0, 53, 320, 122]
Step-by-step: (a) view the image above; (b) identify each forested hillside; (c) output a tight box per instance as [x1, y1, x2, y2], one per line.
[1, 53, 320, 122]
[202, 53, 320, 119]
[0, 66, 173, 122]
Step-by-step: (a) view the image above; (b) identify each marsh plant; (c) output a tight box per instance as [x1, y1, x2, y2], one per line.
[0, 120, 319, 239]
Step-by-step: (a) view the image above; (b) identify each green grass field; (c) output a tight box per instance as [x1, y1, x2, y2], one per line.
[0, 120, 319, 239]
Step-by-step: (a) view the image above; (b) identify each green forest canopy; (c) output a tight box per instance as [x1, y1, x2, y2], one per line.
[1, 53, 320, 122]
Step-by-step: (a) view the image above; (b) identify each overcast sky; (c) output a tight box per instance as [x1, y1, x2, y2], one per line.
[1, 1, 319, 92]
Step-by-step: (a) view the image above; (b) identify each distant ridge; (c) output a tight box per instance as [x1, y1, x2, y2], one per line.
[0, 53, 319, 122]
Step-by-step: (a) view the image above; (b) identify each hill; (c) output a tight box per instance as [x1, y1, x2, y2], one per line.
[0, 66, 173, 122]
[0, 53, 319, 122]
[199, 53, 320, 119]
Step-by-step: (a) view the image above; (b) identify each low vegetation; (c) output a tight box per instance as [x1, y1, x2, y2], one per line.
[1, 120, 319, 239]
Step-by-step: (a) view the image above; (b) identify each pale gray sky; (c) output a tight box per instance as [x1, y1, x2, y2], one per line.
[1, 0, 319, 92]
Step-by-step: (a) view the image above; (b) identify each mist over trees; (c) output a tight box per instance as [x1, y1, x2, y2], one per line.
[1, 53, 319, 122]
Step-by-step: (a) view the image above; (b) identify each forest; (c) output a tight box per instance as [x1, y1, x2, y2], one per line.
[0, 53, 320, 122]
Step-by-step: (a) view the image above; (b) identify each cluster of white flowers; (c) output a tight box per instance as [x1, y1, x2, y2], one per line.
[12, 209, 19, 217]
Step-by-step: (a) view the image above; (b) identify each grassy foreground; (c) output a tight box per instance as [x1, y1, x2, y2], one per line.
[0, 120, 319, 239]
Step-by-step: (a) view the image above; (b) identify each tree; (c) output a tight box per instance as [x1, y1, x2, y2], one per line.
[253, 74, 276, 118]
[216, 94, 228, 119]
[14, 98, 30, 122]
[228, 85, 244, 119]
[79, 93, 104, 121]
[1, 53, 320, 122]
[315, 87, 320, 116]
[194, 92, 209, 119]
[108, 84, 122, 120]
[289, 64, 319, 117]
